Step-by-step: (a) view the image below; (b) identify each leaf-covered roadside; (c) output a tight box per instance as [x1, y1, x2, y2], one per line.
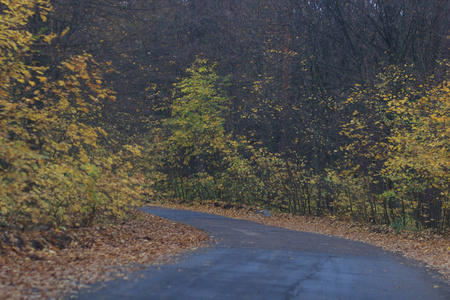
[156, 199, 450, 283]
[0, 211, 209, 299]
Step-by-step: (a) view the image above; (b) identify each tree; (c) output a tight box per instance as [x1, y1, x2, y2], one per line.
[165, 59, 234, 179]
[0, 0, 149, 228]
[340, 63, 449, 229]
[383, 70, 449, 229]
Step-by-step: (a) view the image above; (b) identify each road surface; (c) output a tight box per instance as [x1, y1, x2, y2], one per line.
[77, 206, 450, 300]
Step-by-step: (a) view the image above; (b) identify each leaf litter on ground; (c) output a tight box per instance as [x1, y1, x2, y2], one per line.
[0, 210, 209, 299]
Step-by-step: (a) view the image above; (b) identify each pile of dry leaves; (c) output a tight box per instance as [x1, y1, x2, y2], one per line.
[0, 211, 209, 299]
[158, 199, 450, 283]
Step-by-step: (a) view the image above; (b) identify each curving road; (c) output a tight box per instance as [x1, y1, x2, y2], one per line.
[77, 206, 450, 300]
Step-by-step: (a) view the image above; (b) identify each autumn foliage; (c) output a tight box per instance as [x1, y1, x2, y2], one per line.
[1, 0, 448, 234]
[151, 59, 449, 233]
[338, 65, 449, 230]
[0, 0, 151, 229]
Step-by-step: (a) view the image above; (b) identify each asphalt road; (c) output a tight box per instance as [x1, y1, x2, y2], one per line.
[77, 206, 450, 300]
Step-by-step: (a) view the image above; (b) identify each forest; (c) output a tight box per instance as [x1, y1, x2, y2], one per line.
[1, 0, 449, 233]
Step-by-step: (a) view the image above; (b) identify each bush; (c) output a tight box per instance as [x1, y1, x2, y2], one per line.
[0, 0, 151, 229]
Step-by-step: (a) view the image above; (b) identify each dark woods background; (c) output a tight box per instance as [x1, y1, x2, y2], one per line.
[3, 0, 449, 231]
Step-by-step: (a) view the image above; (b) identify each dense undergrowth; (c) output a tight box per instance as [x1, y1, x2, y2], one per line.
[1, 1, 448, 235]
[0, 1, 152, 229]
[148, 60, 449, 234]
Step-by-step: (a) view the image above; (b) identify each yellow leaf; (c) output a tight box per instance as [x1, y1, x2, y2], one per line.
[61, 27, 70, 37]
